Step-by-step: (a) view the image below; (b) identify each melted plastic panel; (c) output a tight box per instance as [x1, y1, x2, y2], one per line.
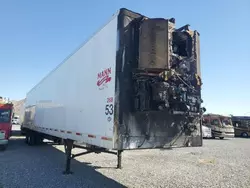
[115, 8, 203, 150]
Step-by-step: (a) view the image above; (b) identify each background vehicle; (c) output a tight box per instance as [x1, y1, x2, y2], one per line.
[22, 8, 205, 173]
[0, 98, 14, 150]
[202, 114, 234, 139]
[202, 125, 212, 138]
[231, 116, 250, 138]
[12, 115, 20, 124]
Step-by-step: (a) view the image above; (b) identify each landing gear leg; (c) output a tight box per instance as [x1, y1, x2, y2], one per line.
[117, 150, 123, 169]
[63, 139, 74, 175]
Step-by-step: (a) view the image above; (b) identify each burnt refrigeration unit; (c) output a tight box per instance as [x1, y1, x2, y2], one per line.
[116, 9, 206, 150]
[135, 19, 202, 114]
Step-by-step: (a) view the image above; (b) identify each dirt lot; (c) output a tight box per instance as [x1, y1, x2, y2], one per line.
[0, 127, 249, 188]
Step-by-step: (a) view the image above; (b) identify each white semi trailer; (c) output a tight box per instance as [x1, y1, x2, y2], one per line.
[22, 8, 206, 174]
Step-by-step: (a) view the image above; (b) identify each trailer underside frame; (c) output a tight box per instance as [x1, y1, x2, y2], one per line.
[22, 128, 123, 174]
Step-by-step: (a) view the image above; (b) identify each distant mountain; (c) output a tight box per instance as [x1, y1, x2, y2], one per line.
[11, 98, 26, 116]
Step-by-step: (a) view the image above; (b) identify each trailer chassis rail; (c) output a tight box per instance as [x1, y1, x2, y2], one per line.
[63, 139, 123, 175]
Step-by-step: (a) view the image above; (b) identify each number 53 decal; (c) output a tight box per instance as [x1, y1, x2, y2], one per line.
[105, 104, 113, 115]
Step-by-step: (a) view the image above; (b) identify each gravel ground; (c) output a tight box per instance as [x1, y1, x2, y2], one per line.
[0, 126, 250, 188]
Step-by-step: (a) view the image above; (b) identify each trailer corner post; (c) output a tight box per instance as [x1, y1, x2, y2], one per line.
[117, 150, 123, 169]
[63, 139, 74, 175]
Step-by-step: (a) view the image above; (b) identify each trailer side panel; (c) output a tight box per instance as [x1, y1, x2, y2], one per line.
[23, 13, 118, 149]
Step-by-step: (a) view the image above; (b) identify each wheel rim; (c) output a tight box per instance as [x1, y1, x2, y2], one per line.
[242, 133, 248, 137]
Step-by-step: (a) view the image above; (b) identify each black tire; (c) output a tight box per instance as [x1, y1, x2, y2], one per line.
[30, 135, 36, 146]
[219, 137, 224, 139]
[25, 135, 28, 144]
[53, 138, 63, 145]
[26, 135, 31, 145]
[26, 134, 35, 146]
[241, 132, 248, 138]
[35, 136, 43, 145]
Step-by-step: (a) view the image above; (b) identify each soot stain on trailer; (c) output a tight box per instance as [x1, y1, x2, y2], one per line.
[114, 8, 204, 150]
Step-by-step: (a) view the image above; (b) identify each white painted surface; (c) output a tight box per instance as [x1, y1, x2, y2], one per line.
[23, 13, 118, 149]
[202, 125, 212, 138]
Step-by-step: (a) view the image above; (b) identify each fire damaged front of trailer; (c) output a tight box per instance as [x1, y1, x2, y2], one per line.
[114, 8, 205, 150]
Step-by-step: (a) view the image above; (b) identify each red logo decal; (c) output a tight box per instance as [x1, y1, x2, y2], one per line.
[107, 97, 113, 103]
[97, 67, 112, 90]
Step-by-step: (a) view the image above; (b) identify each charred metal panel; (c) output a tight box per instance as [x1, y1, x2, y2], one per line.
[114, 8, 204, 150]
[114, 8, 143, 150]
[138, 19, 175, 70]
[120, 111, 202, 149]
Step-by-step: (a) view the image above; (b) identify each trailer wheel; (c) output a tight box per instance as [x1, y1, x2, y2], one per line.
[25, 135, 28, 144]
[26, 135, 36, 146]
[26, 135, 31, 145]
[35, 136, 43, 145]
[54, 138, 63, 145]
[30, 135, 36, 145]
